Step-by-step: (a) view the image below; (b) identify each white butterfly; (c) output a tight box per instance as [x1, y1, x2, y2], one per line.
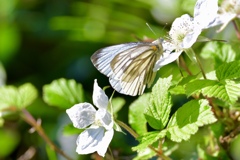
[91, 39, 164, 96]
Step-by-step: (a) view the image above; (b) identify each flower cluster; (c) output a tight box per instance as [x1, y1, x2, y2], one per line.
[154, 0, 240, 71]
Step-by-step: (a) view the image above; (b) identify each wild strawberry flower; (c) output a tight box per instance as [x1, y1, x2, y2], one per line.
[153, 0, 218, 71]
[66, 79, 114, 157]
[209, 0, 240, 32]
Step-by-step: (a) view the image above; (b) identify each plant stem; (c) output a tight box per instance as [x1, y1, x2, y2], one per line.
[116, 120, 171, 160]
[232, 20, 240, 40]
[115, 120, 138, 139]
[21, 109, 73, 160]
[179, 56, 193, 76]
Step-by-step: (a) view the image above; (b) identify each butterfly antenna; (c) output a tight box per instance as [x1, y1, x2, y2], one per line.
[146, 23, 157, 38]
[146, 23, 165, 43]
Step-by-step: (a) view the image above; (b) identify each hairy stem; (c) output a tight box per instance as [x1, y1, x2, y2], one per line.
[21, 109, 73, 160]
[116, 120, 171, 160]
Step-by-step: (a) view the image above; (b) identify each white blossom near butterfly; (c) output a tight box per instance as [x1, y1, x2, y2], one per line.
[91, 39, 165, 96]
[154, 0, 219, 70]
[207, 0, 240, 32]
[66, 79, 113, 157]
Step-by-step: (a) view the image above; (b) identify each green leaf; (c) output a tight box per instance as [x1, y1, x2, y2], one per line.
[186, 79, 240, 104]
[129, 94, 149, 135]
[166, 99, 217, 142]
[18, 83, 38, 109]
[133, 148, 156, 160]
[211, 80, 240, 104]
[201, 42, 236, 68]
[0, 83, 38, 110]
[169, 85, 185, 95]
[111, 97, 125, 115]
[185, 79, 218, 97]
[132, 130, 166, 151]
[144, 76, 172, 130]
[43, 78, 84, 109]
[216, 60, 240, 81]
[169, 75, 199, 95]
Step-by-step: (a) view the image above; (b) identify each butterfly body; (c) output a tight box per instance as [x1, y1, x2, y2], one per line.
[91, 39, 163, 96]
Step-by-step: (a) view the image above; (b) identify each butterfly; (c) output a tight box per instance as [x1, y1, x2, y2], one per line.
[91, 39, 164, 96]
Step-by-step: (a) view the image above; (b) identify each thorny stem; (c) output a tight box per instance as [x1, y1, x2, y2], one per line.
[116, 120, 171, 160]
[21, 109, 73, 160]
[232, 20, 240, 40]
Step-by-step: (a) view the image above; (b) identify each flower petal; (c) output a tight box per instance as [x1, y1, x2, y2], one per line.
[93, 79, 109, 109]
[153, 50, 182, 72]
[76, 126, 105, 155]
[95, 109, 113, 130]
[182, 27, 202, 49]
[169, 14, 194, 47]
[96, 128, 114, 157]
[194, 0, 219, 29]
[66, 103, 96, 129]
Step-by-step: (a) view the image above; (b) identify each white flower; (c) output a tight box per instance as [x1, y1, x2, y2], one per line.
[154, 0, 218, 71]
[66, 79, 113, 157]
[209, 0, 240, 32]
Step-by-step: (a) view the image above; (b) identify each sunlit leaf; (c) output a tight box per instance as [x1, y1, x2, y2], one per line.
[216, 60, 240, 81]
[132, 130, 167, 151]
[185, 79, 218, 96]
[201, 42, 236, 68]
[43, 78, 84, 109]
[144, 76, 172, 130]
[129, 94, 149, 135]
[186, 79, 240, 104]
[0, 83, 38, 110]
[133, 148, 156, 160]
[167, 99, 217, 142]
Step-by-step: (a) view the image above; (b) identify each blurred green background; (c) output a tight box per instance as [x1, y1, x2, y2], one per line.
[1, 0, 240, 159]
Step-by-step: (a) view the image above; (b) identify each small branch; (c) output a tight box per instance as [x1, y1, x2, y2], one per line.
[116, 120, 171, 160]
[115, 120, 139, 139]
[232, 20, 240, 40]
[179, 56, 193, 76]
[194, 52, 207, 79]
[21, 109, 73, 160]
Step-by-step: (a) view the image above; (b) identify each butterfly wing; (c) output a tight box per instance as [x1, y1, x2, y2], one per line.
[91, 43, 140, 77]
[91, 41, 163, 96]
[110, 43, 162, 96]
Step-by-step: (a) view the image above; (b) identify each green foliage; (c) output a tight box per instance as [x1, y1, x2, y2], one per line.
[166, 99, 217, 142]
[216, 60, 240, 81]
[129, 94, 149, 135]
[43, 78, 84, 109]
[201, 42, 236, 68]
[144, 76, 172, 130]
[133, 148, 156, 160]
[0, 83, 38, 110]
[132, 131, 167, 151]
[186, 61, 240, 104]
